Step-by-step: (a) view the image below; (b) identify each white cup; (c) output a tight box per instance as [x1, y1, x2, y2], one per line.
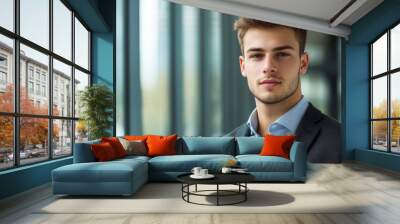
[191, 167, 202, 176]
[200, 169, 208, 176]
[221, 167, 232, 174]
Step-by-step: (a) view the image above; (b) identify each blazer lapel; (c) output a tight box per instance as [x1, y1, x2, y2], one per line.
[237, 123, 252, 136]
[295, 103, 323, 152]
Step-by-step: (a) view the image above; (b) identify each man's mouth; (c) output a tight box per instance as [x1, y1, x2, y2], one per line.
[259, 79, 281, 89]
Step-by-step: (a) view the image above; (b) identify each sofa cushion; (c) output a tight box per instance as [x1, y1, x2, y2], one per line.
[148, 154, 235, 172]
[52, 159, 147, 183]
[147, 134, 178, 157]
[91, 142, 118, 161]
[124, 135, 148, 141]
[118, 138, 147, 156]
[178, 137, 235, 155]
[260, 135, 295, 159]
[236, 155, 293, 172]
[101, 137, 127, 158]
[236, 137, 263, 155]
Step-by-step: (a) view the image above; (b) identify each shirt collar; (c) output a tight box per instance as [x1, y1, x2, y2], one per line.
[273, 96, 309, 134]
[246, 108, 259, 136]
[246, 96, 309, 136]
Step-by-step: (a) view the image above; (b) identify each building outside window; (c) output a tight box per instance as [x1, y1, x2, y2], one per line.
[28, 81, 34, 94]
[0, 0, 91, 170]
[28, 67, 34, 80]
[0, 71, 7, 89]
[0, 54, 6, 67]
[41, 85, 46, 97]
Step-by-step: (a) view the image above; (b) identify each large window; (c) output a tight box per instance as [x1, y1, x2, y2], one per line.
[0, 0, 91, 171]
[370, 23, 400, 153]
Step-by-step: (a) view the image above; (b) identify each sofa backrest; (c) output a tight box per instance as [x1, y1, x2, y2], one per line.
[73, 139, 100, 163]
[235, 137, 264, 155]
[177, 137, 235, 155]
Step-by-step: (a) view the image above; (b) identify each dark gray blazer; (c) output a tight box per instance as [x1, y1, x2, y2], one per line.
[226, 103, 342, 163]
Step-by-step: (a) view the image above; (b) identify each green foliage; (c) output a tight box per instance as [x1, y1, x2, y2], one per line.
[79, 84, 113, 140]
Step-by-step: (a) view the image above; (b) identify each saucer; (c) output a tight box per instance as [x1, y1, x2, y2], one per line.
[190, 174, 215, 179]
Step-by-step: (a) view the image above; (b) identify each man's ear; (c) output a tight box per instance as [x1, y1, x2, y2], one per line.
[299, 52, 309, 76]
[239, 56, 246, 78]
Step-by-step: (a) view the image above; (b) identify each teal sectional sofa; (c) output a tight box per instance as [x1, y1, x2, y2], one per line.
[52, 137, 307, 196]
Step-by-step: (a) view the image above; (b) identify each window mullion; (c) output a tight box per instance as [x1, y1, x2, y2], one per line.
[71, 10, 76, 153]
[13, 0, 21, 166]
[49, 0, 54, 160]
[370, 45, 373, 149]
[388, 29, 391, 152]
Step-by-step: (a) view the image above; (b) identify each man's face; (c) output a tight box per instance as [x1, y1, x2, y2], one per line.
[239, 27, 309, 105]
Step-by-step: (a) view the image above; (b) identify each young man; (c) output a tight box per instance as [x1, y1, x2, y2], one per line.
[226, 18, 341, 163]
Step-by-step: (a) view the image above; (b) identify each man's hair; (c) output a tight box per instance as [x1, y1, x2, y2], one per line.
[234, 18, 307, 56]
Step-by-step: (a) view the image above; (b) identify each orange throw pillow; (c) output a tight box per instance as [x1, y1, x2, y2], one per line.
[91, 142, 117, 161]
[259, 134, 296, 159]
[124, 135, 148, 141]
[146, 134, 178, 157]
[101, 137, 127, 158]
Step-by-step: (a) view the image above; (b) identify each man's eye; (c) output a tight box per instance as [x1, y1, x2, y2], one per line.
[249, 54, 263, 59]
[276, 52, 290, 58]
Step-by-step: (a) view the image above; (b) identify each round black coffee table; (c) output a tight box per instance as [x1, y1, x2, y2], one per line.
[177, 173, 255, 206]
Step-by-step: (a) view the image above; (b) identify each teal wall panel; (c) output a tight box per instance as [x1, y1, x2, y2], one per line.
[345, 0, 400, 170]
[0, 158, 72, 199]
[92, 32, 113, 88]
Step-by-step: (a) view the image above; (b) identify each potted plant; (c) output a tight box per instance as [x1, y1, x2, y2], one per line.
[79, 84, 113, 140]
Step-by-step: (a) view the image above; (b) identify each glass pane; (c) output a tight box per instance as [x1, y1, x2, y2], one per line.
[53, 59, 72, 117]
[20, 117, 49, 165]
[74, 69, 89, 118]
[140, 0, 171, 135]
[391, 24, 400, 70]
[372, 77, 387, 119]
[372, 121, 387, 151]
[20, 0, 49, 49]
[391, 120, 400, 153]
[0, 34, 14, 112]
[75, 120, 88, 143]
[74, 18, 89, 70]
[53, 119, 72, 158]
[391, 72, 400, 118]
[20, 44, 49, 115]
[0, 0, 14, 31]
[372, 33, 387, 76]
[0, 116, 13, 170]
[53, 0, 72, 60]
[182, 6, 200, 136]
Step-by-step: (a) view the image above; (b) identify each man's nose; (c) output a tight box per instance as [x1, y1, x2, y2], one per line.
[262, 54, 277, 74]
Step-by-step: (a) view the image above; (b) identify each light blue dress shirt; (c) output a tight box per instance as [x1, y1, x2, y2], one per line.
[246, 97, 309, 136]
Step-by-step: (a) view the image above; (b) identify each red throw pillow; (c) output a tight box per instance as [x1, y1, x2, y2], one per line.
[91, 142, 117, 161]
[259, 134, 296, 159]
[146, 134, 178, 157]
[101, 137, 127, 158]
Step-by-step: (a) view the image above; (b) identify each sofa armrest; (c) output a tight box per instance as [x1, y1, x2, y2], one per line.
[289, 141, 307, 181]
[73, 140, 100, 163]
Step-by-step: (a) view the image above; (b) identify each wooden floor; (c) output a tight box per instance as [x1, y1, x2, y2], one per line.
[1, 161, 400, 224]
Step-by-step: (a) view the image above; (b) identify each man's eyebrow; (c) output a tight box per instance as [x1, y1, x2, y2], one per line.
[246, 45, 295, 54]
[246, 48, 264, 53]
[271, 45, 295, 51]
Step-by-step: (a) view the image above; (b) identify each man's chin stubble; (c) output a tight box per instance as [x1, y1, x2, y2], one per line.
[253, 78, 300, 105]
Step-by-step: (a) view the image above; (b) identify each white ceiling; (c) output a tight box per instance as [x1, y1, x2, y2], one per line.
[226, 0, 353, 23]
[167, 0, 384, 38]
